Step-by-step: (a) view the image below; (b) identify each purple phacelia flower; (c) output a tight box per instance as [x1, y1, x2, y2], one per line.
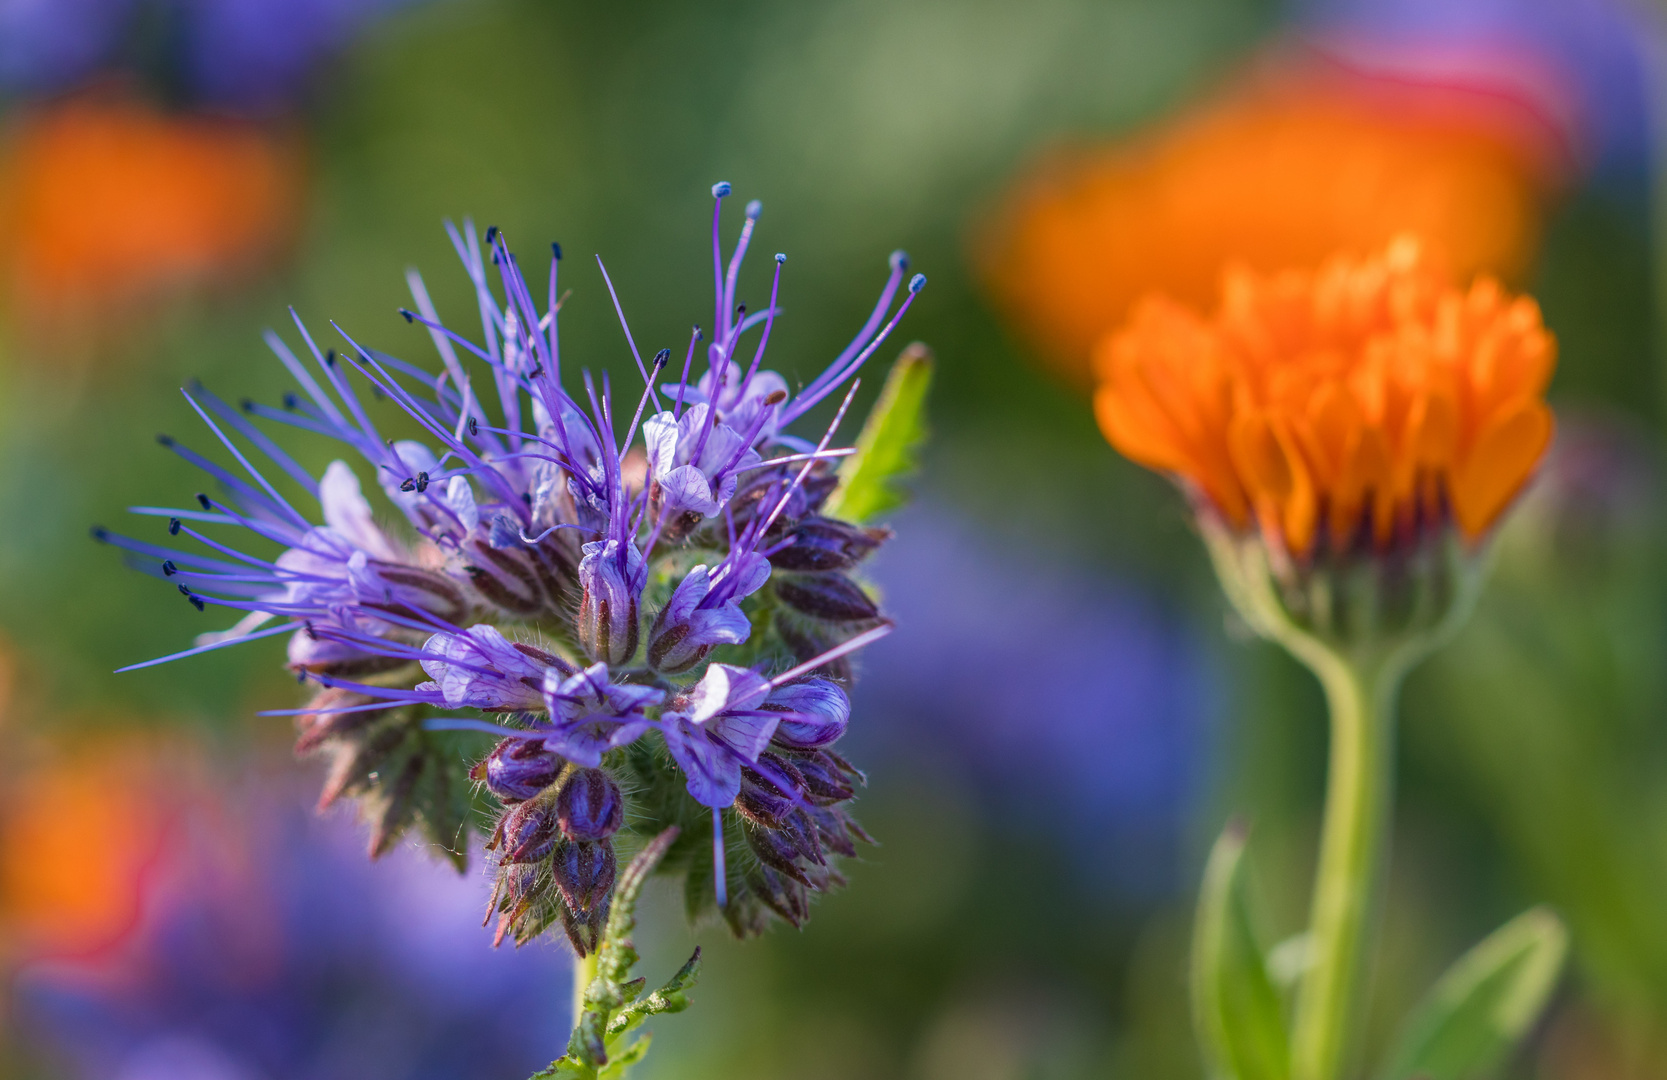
[539, 664, 662, 768]
[659, 663, 782, 809]
[418, 624, 566, 712]
[102, 184, 922, 956]
[643, 403, 762, 529]
[763, 678, 851, 749]
[646, 551, 771, 674]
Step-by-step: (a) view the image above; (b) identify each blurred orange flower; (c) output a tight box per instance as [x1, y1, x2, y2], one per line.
[1095, 237, 1555, 556]
[0, 749, 172, 959]
[0, 94, 303, 341]
[977, 63, 1563, 384]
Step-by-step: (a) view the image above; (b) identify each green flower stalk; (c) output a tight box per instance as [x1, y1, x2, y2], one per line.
[1092, 240, 1567, 1080]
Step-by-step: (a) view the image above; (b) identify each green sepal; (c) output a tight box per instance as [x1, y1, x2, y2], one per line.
[823, 342, 932, 524]
[1191, 822, 1289, 1080]
[1376, 906, 1567, 1080]
[531, 827, 700, 1080]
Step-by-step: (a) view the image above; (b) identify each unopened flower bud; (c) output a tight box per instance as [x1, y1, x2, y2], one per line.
[746, 823, 814, 885]
[735, 753, 808, 827]
[749, 864, 810, 928]
[483, 737, 563, 803]
[552, 839, 618, 914]
[555, 768, 623, 841]
[774, 572, 881, 624]
[805, 804, 860, 858]
[791, 751, 855, 804]
[766, 517, 890, 573]
[764, 678, 850, 749]
[498, 799, 560, 863]
[578, 539, 645, 665]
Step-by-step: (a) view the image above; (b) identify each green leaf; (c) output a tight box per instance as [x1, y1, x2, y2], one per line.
[1191, 822, 1289, 1080]
[1377, 906, 1568, 1080]
[823, 342, 933, 524]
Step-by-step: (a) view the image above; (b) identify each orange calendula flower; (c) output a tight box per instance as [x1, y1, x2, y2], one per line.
[1095, 236, 1555, 558]
[0, 93, 303, 342]
[977, 63, 1563, 385]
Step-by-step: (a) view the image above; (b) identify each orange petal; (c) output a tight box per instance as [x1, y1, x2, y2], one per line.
[1449, 399, 1553, 538]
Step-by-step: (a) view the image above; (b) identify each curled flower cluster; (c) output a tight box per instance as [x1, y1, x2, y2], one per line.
[100, 183, 926, 951]
[1095, 236, 1555, 560]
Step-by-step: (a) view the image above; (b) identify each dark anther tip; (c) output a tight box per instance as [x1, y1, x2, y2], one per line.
[400, 309, 415, 323]
[283, 393, 300, 410]
[652, 348, 671, 367]
[551, 242, 563, 261]
[775, 253, 786, 264]
[528, 364, 543, 379]
[169, 518, 182, 536]
[399, 478, 417, 492]
[324, 349, 337, 366]
[909, 273, 927, 293]
[186, 378, 205, 393]
[304, 621, 318, 640]
[764, 389, 788, 405]
[190, 596, 205, 612]
[712, 181, 732, 198]
[485, 225, 499, 244]
[162, 560, 177, 577]
[735, 304, 747, 317]
[156, 434, 175, 447]
[239, 398, 255, 413]
[467, 417, 479, 436]
[90, 526, 109, 542]
[693, 325, 704, 341]
[177, 583, 191, 596]
[196, 493, 212, 510]
[521, 492, 532, 505]
[890, 250, 909, 271]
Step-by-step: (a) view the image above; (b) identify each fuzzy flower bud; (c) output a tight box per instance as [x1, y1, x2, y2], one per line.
[498, 799, 560, 864]
[555, 767, 623, 841]
[552, 839, 617, 915]
[774, 572, 881, 624]
[766, 517, 890, 573]
[577, 538, 646, 665]
[483, 737, 563, 804]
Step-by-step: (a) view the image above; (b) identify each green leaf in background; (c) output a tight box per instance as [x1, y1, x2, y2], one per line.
[1377, 906, 1568, 1080]
[1191, 822, 1290, 1080]
[823, 342, 934, 524]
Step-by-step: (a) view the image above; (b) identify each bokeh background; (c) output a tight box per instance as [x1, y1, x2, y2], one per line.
[2, 0, 1666, 1077]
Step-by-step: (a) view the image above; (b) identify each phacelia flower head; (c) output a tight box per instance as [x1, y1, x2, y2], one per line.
[1096, 236, 1554, 658]
[100, 183, 926, 962]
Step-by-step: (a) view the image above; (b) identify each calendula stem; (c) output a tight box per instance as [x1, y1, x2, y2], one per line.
[572, 950, 599, 1031]
[1290, 652, 1399, 1080]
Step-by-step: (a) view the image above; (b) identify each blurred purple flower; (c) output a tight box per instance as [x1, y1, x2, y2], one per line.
[1292, 0, 1661, 177]
[0, 0, 132, 93]
[0, 0, 431, 111]
[12, 774, 568, 1080]
[854, 505, 1217, 898]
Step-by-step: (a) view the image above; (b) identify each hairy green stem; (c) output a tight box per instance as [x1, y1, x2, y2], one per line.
[573, 950, 598, 1031]
[1290, 652, 1399, 1080]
